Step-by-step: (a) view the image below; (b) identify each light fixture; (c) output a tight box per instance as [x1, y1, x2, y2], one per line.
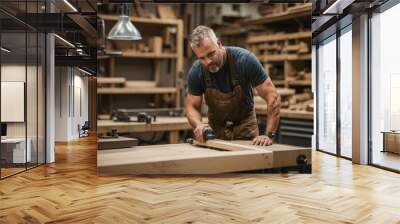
[1, 47, 11, 53]
[323, 0, 355, 15]
[77, 67, 94, 76]
[63, 0, 78, 12]
[54, 34, 75, 48]
[107, 4, 142, 41]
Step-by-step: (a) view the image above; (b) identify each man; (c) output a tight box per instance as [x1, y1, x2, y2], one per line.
[185, 25, 281, 146]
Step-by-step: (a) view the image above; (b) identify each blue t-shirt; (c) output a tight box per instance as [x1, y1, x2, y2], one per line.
[187, 46, 268, 109]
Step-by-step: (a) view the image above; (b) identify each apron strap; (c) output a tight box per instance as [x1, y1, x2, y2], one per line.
[226, 49, 240, 88]
[204, 69, 214, 89]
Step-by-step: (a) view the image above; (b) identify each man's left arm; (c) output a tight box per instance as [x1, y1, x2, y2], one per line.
[253, 77, 281, 146]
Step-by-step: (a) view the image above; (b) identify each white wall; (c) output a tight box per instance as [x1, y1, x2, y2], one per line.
[55, 67, 89, 141]
[1, 65, 30, 137]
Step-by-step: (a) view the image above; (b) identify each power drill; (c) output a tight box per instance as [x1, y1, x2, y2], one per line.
[187, 126, 215, 144]
[202, 127, 216, 141]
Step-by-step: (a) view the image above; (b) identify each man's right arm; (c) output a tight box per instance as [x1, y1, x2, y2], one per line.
[185, 94, 207, 142]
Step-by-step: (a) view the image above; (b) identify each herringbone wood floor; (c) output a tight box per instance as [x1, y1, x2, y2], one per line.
[1, 136, 400, 223]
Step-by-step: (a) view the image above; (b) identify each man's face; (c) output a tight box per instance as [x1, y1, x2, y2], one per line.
[192, 38, 224, 73]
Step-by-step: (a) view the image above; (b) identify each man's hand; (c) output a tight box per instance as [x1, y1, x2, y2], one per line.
[193, 124, 207, 143]
[252, 135, 273, 146]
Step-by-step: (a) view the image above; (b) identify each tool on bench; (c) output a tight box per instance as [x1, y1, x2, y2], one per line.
[110, 110, 131, 122]
[110, 110, 156, 124]
[117, 108, 183, 117]
[187, 126, 216, 144]
[137, 112, 156, 124]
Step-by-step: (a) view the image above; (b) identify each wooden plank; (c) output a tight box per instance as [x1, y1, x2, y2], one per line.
[241, 4, 311, 26]
[193, 139, 261, 151]
[246, 31, 311, 44]
[120, 52, 178, 59]
[98, 136, 138, 150]
[97, 143, 273, 175]
[157, 5, 177, 19]
[97, 87, 176, 94]
[169, 131, 179, 144]
[233, 141, 311, 168]
[153, 59, 161, 87]
[109, 57, 115, 78]
[258, 53, 311, 62]
[255, 105, 314, 120]
[97, 56, 110, 60]
[97, 116, 207, 134]
[272, 80, 286, 86]
[148, 36, 163, 54]
[276, 88, 296, 96]
[97, 77, 126, 84]
[97, 142, 311, 175]
[125, 81, 156, 88]
[287, 80, 312, 87]
[175, 20, 184, 108]
[98, 114, 110, 120]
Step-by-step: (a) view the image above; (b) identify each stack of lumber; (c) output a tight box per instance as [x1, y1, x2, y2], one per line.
[97, 78, 157, 88]
[288, 92, 313, 112]
[246, 31, 311, 63]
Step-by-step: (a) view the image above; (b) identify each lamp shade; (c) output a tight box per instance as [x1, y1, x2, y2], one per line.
[107, 4, 142, 41]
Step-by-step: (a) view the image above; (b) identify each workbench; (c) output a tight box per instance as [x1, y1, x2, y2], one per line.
[255, 105, 314, 147]
[97, 141, 311, 175]
[97, 117, 207, 144]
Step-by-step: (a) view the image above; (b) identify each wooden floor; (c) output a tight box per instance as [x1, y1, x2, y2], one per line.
[1, 137, 400, 223]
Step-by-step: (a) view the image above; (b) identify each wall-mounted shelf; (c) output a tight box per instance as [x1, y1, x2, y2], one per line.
[97, 56, 111, 60]
[247, 31, 311, 44]
[97, 77, 126, 85]
[119, 52, 178, 59]
[259, 54, 311, 63]
[97, 87, 177, 94]
[241, 4, 311, 26]
[98, 13, 184, 114]
[99, 14, 180, 26]
[287, 80, 311, 87]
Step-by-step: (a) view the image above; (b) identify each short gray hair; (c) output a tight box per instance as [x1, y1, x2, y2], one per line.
[189, 25, 218, 49]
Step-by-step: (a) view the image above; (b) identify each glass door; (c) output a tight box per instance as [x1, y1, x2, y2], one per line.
[317, 35, 337, 154]
[339, 26, 352, 159]
[370, 2, 400, 171]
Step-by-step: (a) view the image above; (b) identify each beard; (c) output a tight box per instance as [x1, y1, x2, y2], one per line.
[208, 64, 221, 73]
[207, 54, 224, 73]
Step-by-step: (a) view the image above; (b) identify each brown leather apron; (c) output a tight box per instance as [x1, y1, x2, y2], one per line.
[203, 49, 259, 140]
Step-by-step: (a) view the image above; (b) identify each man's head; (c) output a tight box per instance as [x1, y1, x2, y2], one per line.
[189, 25, 225, 73]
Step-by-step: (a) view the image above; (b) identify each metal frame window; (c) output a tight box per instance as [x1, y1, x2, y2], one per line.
[368, 0, 400, 173]
[315, 21, 353, 160]
[0, 1, 47, 180]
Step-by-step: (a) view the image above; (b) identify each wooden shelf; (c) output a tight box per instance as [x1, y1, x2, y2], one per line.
[272, 80, 286, 86]
[259, 54, 311, 62]
[287, 80, 311, 87]
[98, 13, 184, 110]
[97, 55, 110, 60]
[118, 52, 178, 59]
[97, 87, 177, 94]
[255, 105, 313, 120]
[97, 77, 126, 84]
[99, 14, 180, 26]
[241, 4, 311, 26]
[276, 88, 295, 96]
[247, 31, 311, 44]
